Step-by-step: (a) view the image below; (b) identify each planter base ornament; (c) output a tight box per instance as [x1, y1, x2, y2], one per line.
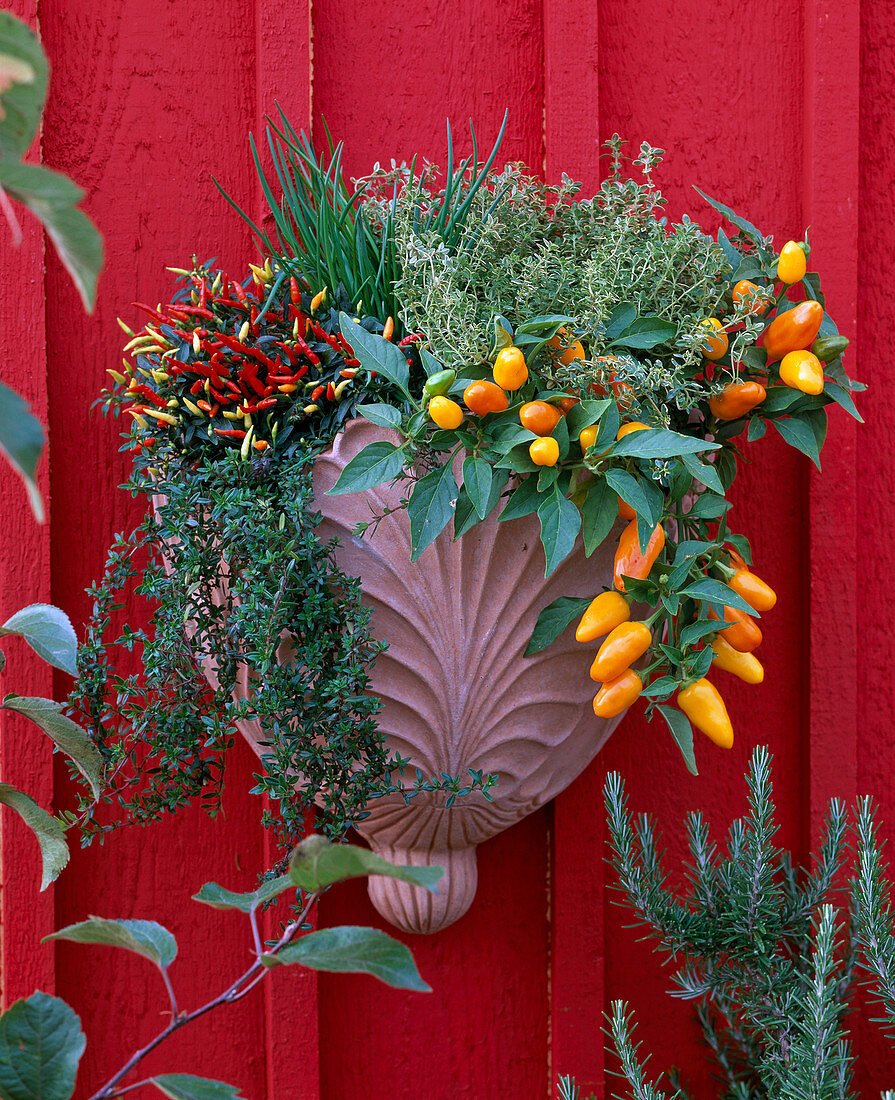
[78, 120, 863, 933]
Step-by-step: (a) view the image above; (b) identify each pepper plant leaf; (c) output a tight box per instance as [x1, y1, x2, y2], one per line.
[657, 705, 698, 776]
[524, 596, 593, 656]
[355, 402, 402, 429]
[407, 460, 458, 560]
[44, 917, 177, 971]
[581, 477, 619, 557]
[609, 316, 678, 350]
[537, 484, 581, 578]
[679, 577, 760, 618]
[694, 187, 767, 248]
[327, 440, 405, 495]
[0, 992, 84, 1100]
[611, 428, 720, 460]
[462, 455, 492, 519]
[0, 782, 68, 889]
[339, 313, 410, 397]
[771, 416, 822, 470]
[263, 926, 431, 991]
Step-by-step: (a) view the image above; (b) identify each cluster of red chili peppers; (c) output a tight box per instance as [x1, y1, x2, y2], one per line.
[105, 260, 415, 459]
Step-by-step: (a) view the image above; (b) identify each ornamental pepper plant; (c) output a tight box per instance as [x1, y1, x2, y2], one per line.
[80, 122, 862, 857]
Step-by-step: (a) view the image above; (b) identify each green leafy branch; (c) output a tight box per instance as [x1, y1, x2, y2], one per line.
[0, 835, 441, 1100]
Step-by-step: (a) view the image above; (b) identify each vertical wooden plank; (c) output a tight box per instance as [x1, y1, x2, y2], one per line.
[255, 3, 320, 1094]
[851, 0, 895, 1090]
[595, 0, 810, 1093]
[0, 0, 56, 1008]
[804, 0, 860, 833]
[543, 0, 600, 192]
[36, 0, 273, 1095]
[543, 3, 604, 1092]
[310, 4, 549, 1098]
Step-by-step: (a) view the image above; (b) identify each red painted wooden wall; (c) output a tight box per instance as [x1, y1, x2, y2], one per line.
[0, 0, 891, 1095]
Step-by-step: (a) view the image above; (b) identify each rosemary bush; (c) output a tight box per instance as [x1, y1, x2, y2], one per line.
[593, 748, 895, 1098]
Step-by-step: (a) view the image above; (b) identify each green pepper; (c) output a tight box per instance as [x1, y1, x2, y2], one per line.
[810, 334, 850, 363]
[423, 369, 456, 398]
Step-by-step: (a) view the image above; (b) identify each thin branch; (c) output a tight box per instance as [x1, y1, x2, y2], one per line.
[87, 889, 320, 1100]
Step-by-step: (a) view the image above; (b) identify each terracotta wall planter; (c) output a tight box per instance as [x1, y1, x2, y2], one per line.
[170, 418, 626, 933]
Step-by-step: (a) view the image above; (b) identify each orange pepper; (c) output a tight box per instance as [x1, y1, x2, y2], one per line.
[613, 519, 665, 592]
[708, 605, 762, 653]
[593, 669, 643, 719]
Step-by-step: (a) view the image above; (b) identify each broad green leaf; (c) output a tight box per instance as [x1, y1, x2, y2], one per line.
[566, 398, 610, 439]
[657, 705, 697, 776]
[418, 346, 444, 378]
[462, 455, 492, 519]
[610, 316, 678, 350]
[0, 162, 102, 312]
[0, 604, 77, 675]
[680, 619, 724, 648]
[603, 301, 638, 339]
[339, 313, 410, 396]
[192, 875, 294, 913]
[581, 477, 619, 557]
[747, 418, 767, 442]
[771, 416, 822, 470]
[488, 423, 538, 455]
[0, 12, 48, 159]
[0, 380, 44, 520]
[0, 992, 84, 1100]
[716, 226, 740, 272]
[327, 440, 405, 495]
[537, 485, 581, 578]
[1, 696, 101, 799]
[498, 476, 542, 522]
[44, 917, 177, 970]
[524, 596, 592, 656]
[289, 834, 443, 893]
[407, 460, 457, 560]
[0, 782, 67, 889]
[454, 468, 507, 539]
[680, 453, 724, 496]
[265, 926, 430, 991]
[604, 469, 662, 530]
[611, 428, 719, 460]
[680, 577, 759, 618]
[355, 402, 402, 429]
[804, 406, 828, 455]
[688, 492, 731, 520]
[824, 381, 863, 422]
[693, 187, 766, 247]
[149, 1075, 244, 1100]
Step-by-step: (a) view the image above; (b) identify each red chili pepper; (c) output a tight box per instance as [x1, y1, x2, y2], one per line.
[310, 385, 325, 401]
[240, 403, 259, 414]
[273, 341, 297, 365]
[177, 305, 215, 319]
[290, 277, 301, 305]
[223, 380, 242, 394]
[167, 307, 190, 323]
[132, 302, 168, 323]
[132, 384, 168, 408]
[343, 357, 361, 367]
[256, 397, 278, 410]
[340, 368, 357, 378]
[232, 280, 248, 306]
[326, 382, 336, 400]
[398, 333, 424, 347]
[210, 389, 228, 404]
[199, 280, 209, 309]
[190, 379, 204, 395]
[294, 364, 308, 380]
[294, 333, 322, 366]
[214, 428, 247, 439]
